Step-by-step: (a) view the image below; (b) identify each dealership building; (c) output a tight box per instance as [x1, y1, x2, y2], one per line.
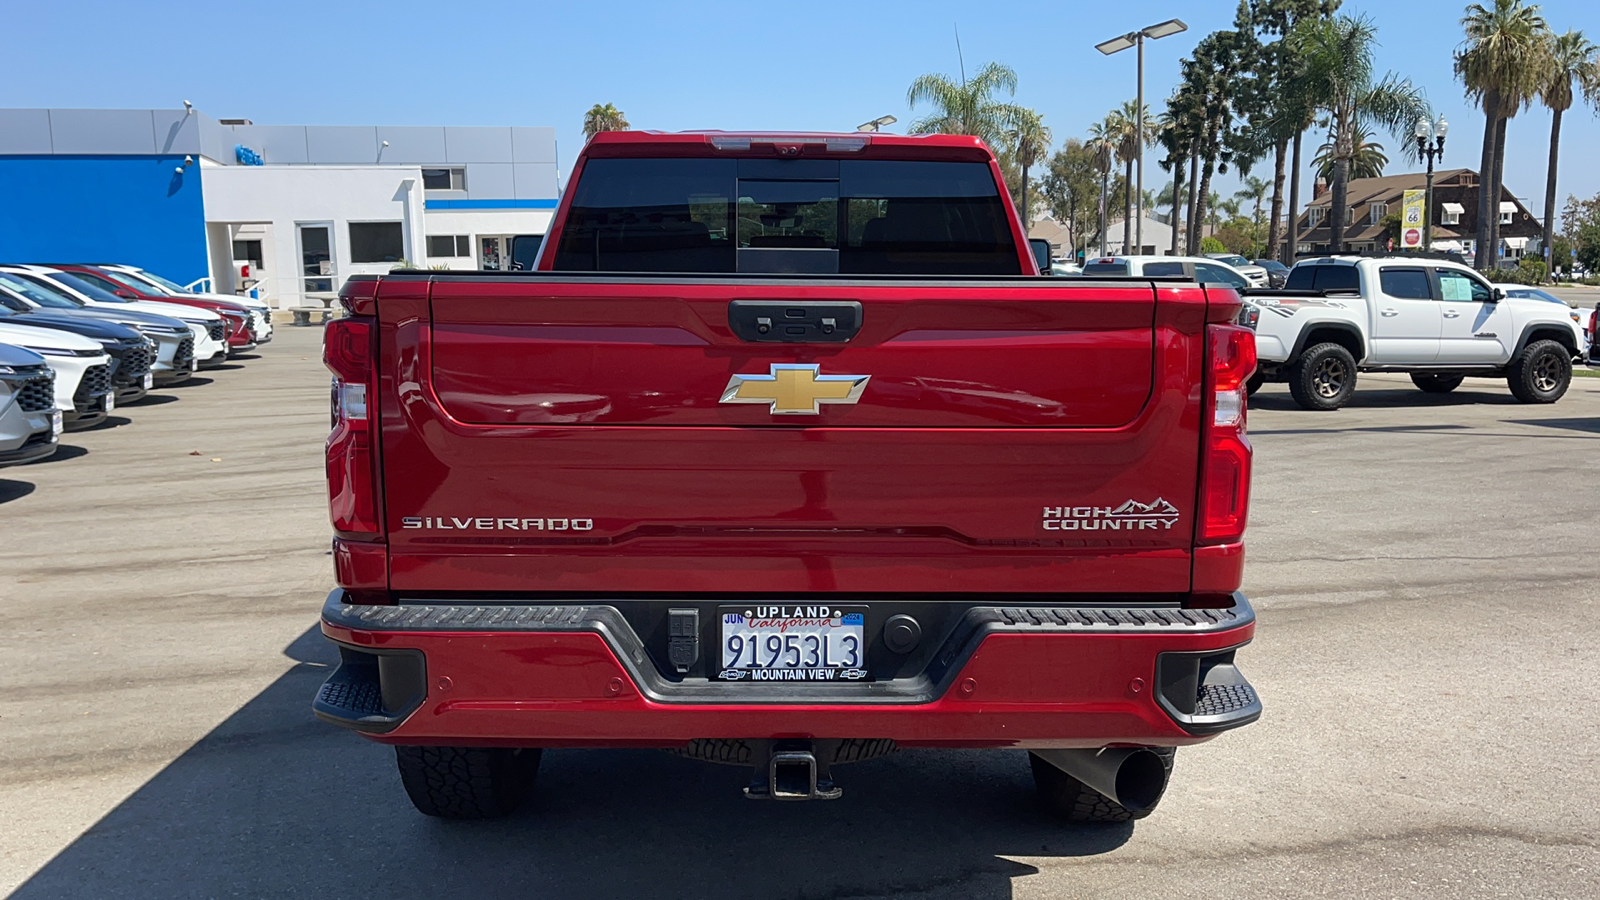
[0, 107, 559, 309]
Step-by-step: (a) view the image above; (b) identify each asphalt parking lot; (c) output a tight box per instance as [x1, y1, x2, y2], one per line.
[2, 325, 1597, 899]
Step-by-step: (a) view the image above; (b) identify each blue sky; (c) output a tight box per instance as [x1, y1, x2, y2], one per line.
[6, 0, 1598, 218]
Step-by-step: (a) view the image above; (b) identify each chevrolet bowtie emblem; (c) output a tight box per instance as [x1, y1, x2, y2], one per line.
[720, 364, 870, 415]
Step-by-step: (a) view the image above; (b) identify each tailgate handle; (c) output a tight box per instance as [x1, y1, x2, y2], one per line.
[729, 300, 862, 343]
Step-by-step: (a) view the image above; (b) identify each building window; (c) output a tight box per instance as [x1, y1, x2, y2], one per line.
[1369, 203, 1387, 225]
[349, 222, 405, 263]
[1441, 203, 1462, 226]
[422, 168, 466, 191]
[1308, 207, 1325, 225]
[232, 239, 264, 268]
[427, 235, 472, 258]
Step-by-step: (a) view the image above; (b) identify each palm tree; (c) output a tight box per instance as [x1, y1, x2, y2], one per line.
[1104, 100, 1157, 253]
[1537, 30, 1600, 268]
[1009, 109, 1053, 226]
[1311, 126, 1389, 181]
[906, 61, 1027, 151]
[1087, 116, 1118, 253]
[582, 103, 630, 139]
[1288, 15, 1429, 253]
[1235, 176, 1270, 246]
[1456, 0, 1549, 268]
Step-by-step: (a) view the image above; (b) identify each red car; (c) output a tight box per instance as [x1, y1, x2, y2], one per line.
[315, 131, 1261, 823]
[43, 264, 257, 359]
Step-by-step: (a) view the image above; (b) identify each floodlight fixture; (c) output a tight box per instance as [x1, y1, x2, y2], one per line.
[1094, 17, 1189, 252]
[857, 115, 898, 133]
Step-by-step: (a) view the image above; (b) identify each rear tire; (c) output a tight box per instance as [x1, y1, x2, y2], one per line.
[1287, 342, 1357, 410]
[394, 745, 541, 819]
[1245, 372, 1265, 396]
[1507, 339, 1571, 403]
[1029, 748, 1175, 823]
[1410, 373, 1464, 394]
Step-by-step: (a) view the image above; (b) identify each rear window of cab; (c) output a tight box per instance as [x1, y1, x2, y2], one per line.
[552, 158, 1019, 275]
[1284, 265, 1360, 292]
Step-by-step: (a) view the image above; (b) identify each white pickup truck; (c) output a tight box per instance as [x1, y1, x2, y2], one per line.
[1241, 255, 1583, 410]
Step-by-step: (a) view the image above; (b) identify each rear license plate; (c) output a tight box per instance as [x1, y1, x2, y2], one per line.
[717, 605, 868, 682]
[103, 393, 115, 413]
[142, 372, 153, 389]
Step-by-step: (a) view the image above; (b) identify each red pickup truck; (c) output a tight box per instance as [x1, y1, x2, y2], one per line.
[315, 131, 1261, 823]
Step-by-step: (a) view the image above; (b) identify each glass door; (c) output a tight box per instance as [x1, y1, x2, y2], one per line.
[299, 223, 335, 296]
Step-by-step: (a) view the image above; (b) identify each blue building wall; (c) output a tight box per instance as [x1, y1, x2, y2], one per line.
[0, 156, 208, 282]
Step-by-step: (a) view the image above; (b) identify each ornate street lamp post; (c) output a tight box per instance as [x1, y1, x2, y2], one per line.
[1414, 115, 1448, 251]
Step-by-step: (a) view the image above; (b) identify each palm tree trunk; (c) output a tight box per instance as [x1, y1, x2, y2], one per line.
[1267, 138, 1287, 260]
[1543, 107, 1563, 276]
[1021, 166, 1030, 229]
[1123, 160, 1133, 253]
[1196, 159, 1215, 253]
[1187, 155, 1199, 254]
[1171, 157, 1184, 256]
[1284, 130, 1304, 266]
[1475, 93, 1500, 269]
[1330, 156, 1350, 254]
[1489, 115, 1509, 269]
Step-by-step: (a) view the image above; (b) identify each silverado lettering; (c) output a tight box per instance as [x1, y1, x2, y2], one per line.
[315, 130, 1262, 823]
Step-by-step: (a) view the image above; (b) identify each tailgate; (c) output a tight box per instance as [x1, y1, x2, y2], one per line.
[376, 275, 1208, 595]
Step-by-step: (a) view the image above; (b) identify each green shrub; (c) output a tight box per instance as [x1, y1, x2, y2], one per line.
[1200, 236, 1226, 254]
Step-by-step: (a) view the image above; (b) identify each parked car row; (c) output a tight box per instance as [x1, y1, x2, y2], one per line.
[0, 264, 272, 470]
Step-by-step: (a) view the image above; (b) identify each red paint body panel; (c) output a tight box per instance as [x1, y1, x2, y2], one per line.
[322, 619, 1255, 748]
[375, 280, 1213, 595]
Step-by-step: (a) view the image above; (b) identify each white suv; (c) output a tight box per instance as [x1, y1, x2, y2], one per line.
[1082, 255, 1255, 287]
[1243, 255, 1583, 410]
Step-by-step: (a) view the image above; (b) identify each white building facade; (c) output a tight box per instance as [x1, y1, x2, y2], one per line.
[0, 108, 560, 311]
[200, 117, 559, 309]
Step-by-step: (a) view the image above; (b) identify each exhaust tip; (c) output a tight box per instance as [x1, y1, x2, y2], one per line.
[1113, 748, 1167, 813]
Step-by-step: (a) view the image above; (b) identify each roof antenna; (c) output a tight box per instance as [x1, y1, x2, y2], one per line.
[954, 24, 966, 87]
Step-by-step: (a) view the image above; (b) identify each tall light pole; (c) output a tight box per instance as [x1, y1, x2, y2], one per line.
[1097, 18, 1187, 257]
[1413, 115, 1447, 251]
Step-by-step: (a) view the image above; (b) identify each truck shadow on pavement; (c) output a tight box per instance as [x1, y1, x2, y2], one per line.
[12, 626, 1131, 900]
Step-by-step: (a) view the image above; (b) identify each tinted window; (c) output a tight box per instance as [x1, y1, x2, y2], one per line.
[1195, 263, 1248, 288]
[0, 273, 81, 308]
[1379, 267, 1432, 299]
[349, 222, 405, 263]
[1284, 265, 1360, 292]
[1083, 262, 1130, 276]
[1143, 261, 1185, 276]
[551, 158, 1018, 275]
[49, 272, 126, 304]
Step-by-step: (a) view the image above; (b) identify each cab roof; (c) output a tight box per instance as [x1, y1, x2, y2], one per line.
[580, 130, 997, 163]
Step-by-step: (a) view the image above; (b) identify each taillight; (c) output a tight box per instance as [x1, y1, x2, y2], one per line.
[324, 316, 381, 538]
[1589, 307, 1597, 339]
[1199, 324, 1255, 545]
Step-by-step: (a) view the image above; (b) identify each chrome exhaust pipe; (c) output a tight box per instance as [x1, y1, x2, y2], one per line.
[1031, 747, 1167, 813]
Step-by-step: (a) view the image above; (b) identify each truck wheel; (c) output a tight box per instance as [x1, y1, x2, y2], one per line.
[1287, 342, 1357, 410]
[1028, 748, 1175, 823]
[394, 745, 541, 819]
[1507, 339, 1571, 403]
[1410, 373, 1464, 393]
[1245, 372, 1265, 396]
